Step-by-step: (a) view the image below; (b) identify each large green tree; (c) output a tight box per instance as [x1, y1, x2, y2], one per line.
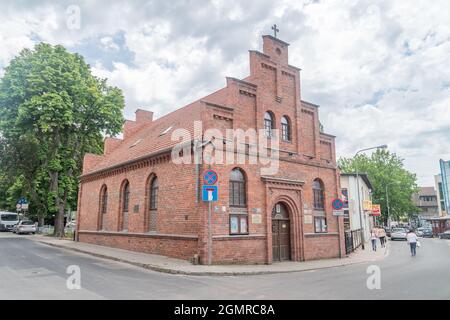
[338, 149, 420, 223]
[0, 43, 124, 236]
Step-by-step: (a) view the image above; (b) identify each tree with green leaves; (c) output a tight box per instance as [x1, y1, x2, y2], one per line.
[0, 43, 124, 236]
[338, 149, 420, 223]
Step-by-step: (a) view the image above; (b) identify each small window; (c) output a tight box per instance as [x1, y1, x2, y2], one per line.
[230, 215, 248, 235]
[342, 188, 348, 209]
[159, 126, 173, 136]
[281, 116, 291, 141]
[314, 217, 327, 233]
[130, 138, 142, 148]
[229, 168, 246, 207]
[313, 179, 325, 210]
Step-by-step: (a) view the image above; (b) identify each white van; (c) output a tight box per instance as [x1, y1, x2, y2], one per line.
[0, 212, 19, 231]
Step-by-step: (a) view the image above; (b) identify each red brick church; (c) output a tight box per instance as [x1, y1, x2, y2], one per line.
[76, 34, 345, 264]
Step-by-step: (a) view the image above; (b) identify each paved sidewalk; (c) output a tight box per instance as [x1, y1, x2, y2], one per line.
[31, 235, 389, 276]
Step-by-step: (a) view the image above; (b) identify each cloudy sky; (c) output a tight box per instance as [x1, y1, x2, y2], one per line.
[0, 0, 449, 186]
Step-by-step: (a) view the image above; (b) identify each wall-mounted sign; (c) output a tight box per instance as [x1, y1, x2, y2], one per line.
[371, 204, 381, 216]
[304, 215, 313, 224]
[251, 214, 262, 224]
[363, 200, 373, 211]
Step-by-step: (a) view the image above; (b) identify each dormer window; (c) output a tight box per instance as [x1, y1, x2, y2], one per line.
[130, 138, 142, 148]
[159, 126, 173, 136]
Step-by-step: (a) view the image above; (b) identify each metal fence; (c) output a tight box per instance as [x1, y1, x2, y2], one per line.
[344, 229, 363, 254]
[37, 225, 54, 235]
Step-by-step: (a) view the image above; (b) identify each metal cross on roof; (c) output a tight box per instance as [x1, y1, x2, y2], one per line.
[271, 24, 279, 38]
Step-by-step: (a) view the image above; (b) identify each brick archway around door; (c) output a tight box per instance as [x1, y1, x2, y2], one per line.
[262, 176, 305, 264]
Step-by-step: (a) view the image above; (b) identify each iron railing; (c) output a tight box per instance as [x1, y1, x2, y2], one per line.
[345, 228, 363, 254]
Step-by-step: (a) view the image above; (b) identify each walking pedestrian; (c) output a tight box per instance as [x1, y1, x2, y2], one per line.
[407, 229, 418, 257]
[370, 229, 378, 251]
[378, 227, 387, 248]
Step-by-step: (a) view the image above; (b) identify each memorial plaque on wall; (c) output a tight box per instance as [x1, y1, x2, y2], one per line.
[251, 214, 262, 224]
[304, 215, 313, 224]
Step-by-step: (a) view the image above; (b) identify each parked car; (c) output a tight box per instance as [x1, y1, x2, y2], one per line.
[438, 230, 450, 239]
[13, 220, 37, 235]
[422, 228, 433, 238]
[416, 229, 424, 237]
[0, 212, 19, 231]
[390, 228, 408, 241]
[384, 227, 392, 237]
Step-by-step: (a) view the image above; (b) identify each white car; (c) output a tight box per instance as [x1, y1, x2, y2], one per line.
[390, 228, 408, 241]
[13, 220, 37, 235]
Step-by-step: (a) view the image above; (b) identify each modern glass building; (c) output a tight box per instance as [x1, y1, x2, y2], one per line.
[439, 159, 450, 214]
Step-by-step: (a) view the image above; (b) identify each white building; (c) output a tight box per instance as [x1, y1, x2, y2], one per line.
[340, 173, 374, 243]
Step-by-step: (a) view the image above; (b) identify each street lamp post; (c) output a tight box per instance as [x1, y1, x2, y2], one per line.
[355, 144, 387, 250]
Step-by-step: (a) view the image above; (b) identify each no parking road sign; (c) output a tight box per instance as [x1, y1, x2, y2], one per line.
[332, 198, 344, 211]
[203, 169, 218, 185]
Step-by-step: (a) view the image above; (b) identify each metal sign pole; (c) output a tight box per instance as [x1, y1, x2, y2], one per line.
[208, 199, 212, 265]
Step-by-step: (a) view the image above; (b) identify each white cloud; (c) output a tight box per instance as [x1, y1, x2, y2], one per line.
[0, 0, 449, 185]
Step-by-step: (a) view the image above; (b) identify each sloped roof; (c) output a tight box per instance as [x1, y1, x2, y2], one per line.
[418, 187, 436, 196]
[340, 173, 373, 190]
[85, 101, 204, 174]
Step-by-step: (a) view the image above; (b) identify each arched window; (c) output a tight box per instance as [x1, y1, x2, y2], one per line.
[281, 116, 291, 141]
[121, 180, 130, 231]
[264, 112, 275, 137]
[229, 168, 246, 207]
[122, 181, 130, 213]
[313, 179, 325, 210]
[145, 176, 158, 232]
[150, 177, 158, 210]
[98, 185, 108, 230]
[100, 186, 108, 214]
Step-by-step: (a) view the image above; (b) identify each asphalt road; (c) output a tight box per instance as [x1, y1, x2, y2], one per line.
[1, 232, 449, 299]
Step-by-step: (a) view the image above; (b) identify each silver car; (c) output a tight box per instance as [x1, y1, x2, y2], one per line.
[390, 228, 408, 241]
[13, 220, 37, 235]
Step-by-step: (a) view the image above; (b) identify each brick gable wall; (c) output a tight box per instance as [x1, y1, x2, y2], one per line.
[77, 35, 344, 264]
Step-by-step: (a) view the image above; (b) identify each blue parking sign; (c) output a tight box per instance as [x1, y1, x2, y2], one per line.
[202, 185, 218, 202]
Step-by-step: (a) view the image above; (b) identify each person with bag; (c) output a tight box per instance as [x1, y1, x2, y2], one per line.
[378, 227, 387, 248]
[406, 229, 418, 256]
[370, 229, 378, 251]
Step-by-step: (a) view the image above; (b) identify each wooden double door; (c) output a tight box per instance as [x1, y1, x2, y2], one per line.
[272, 203, 291, 261]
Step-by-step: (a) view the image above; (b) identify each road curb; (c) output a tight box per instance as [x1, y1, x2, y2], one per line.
[34, 239, 386, 277]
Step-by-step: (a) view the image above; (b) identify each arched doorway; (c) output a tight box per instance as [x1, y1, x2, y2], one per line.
[272, 202, 291, 261]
